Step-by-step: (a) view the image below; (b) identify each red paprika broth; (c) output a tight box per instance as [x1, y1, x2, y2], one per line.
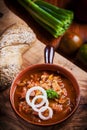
[14, 70, 76, 124]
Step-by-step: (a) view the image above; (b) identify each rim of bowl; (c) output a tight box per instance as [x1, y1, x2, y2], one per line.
[10, 63, 80, 126]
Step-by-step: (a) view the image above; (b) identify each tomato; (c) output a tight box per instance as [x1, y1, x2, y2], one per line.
[59, 32, 83, 55]
[77, 44, 87, 65]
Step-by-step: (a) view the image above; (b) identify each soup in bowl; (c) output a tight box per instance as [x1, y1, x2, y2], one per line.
[10, 63, 80, 126]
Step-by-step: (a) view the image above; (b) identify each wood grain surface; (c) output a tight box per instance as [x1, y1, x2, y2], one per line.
[0, 0, 87, 130]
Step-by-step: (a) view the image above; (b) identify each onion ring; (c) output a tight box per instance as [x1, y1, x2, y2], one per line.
[25, 86, 47, 107]
[39, 106, 53, 120]
[32, 95, 49, 112]
[25, 86, 53, 120]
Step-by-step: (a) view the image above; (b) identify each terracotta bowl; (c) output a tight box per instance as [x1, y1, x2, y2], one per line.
[10, 46, 80, 126]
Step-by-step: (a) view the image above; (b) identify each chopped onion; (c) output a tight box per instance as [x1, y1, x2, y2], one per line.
[39, 106, 53, 120]
[32, 95, 49, 112]
[25, 86, 47, 106]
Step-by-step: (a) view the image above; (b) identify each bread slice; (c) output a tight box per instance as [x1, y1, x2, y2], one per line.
[0, 23, 36, 90]
[0, 23, 36, 49]
[0, 44, 29, 88]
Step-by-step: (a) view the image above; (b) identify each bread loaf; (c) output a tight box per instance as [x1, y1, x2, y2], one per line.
[0, 23, 36, 49]
[0, 23, 36, 90]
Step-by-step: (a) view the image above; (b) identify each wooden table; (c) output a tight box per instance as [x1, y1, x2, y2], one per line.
[0, 0, 87, 130]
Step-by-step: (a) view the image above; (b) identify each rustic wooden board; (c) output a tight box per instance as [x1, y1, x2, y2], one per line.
[0, 0, 87, 130]
[0, 40, 87, 130]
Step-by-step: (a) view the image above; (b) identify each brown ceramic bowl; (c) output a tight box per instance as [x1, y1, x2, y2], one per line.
[10, 46, 80, 126]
